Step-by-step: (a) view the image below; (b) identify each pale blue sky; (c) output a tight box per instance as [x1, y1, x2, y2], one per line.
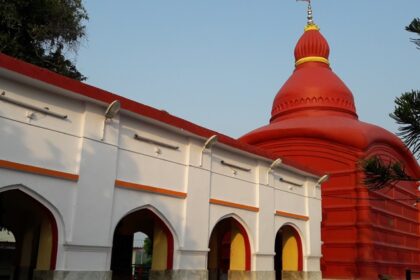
[77, 1, 420, 138]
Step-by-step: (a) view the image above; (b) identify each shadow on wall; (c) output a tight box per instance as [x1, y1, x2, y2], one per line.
[0, 105, 77, 174]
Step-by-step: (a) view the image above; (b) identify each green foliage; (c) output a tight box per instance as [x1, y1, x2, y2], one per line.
[0, 0, 88, 80]
[362, 156, 411, 190]
[390, 90, 420, 157]
[143, 237, 153, 266]
[143, 237, 153, 258]
[406, 18, 420, 48]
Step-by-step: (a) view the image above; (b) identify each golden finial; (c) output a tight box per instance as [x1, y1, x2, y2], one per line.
[296, 0, 319, 31]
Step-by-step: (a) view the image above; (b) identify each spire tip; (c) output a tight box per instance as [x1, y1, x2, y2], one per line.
[296, 0, 318, 29]
[307, 0, 314, 25]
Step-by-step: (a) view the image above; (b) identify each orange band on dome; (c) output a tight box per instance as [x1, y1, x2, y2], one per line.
[295, 56, 330, 66]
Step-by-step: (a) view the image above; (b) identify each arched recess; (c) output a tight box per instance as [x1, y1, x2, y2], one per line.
[0, 188, 59, 279]
[274, 225, 303, 279]
[207, 217, 251, 279]
[110, 208, 174, 280]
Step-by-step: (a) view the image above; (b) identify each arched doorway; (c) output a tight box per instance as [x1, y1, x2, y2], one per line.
[110, 209, 174, 280]
[0, 189, 58, 280]
[207, 217, 251, 280]
[274, 225, 303, 280]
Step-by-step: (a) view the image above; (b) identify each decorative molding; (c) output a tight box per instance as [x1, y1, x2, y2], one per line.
[209, 198, 259, 212]
[356, 222, 420, 238]
[63, 243, 111, 252]
[134, 133, 179, 150]
[115, 179, 187, 199]
[304, 24, 320, 32]
[272, 96, 355, 116]
[0, 91, 68, 119]
[177, 248, 210, 254]
[275, 210, 309, 221]
[220, 160, 251, 172]
[369, 206, 419, 224]
[254, 252, 276, 257]
[0, 159, 79, 181]
[325, 241, 420, 253]
[279, 177, 303, 187]
[295, 56, 329, 66]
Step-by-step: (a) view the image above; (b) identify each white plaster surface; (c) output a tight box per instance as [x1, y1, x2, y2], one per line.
[0, 69, 323, 276]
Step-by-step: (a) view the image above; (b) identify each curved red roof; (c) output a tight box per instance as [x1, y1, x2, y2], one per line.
[271, 62, 357, 122]
[242, 116, 407, 153]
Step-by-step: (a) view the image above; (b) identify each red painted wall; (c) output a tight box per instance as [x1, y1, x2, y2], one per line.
[243, 137, 420, 279]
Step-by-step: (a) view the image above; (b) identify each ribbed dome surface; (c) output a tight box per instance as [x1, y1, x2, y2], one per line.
[294, 28, 330, 62]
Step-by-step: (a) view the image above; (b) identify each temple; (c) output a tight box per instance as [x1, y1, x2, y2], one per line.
[240, 2, 420, 279]
[0, 33, 323, 280]
[0, 2, 419, 280]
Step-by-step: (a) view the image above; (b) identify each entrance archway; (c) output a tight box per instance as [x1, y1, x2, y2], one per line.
[110, 208, 174, 280]
[0, 189, 58, 280]
[274, 225, 303, 279]
[207, 217, 251, 280]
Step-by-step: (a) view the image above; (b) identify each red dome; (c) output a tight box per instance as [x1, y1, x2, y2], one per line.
[271, 62, 357, 122]
[240, 22, 419, 172]
[294, 28, 329, 62]
[271, 27, 357, 122]
[240, 23, 418, 167]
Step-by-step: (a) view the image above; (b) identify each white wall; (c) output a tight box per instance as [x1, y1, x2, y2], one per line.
[0, 72, 322, 274]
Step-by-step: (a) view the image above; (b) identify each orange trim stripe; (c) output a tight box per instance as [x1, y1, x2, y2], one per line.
[0, 159, 79, 181]
[209, 198, 259, 212]
[115, 180, 187, 199]
[275, 210, 309, 221]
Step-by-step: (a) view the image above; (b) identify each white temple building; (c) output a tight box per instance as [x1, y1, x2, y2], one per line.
[0, 52, 324, 280]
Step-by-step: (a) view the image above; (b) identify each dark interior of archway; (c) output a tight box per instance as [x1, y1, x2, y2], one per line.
[111, 209, 158, 280]
[0, 190, 54, 280]
[207, 218, 235, 280]
[0, 227, 16, 280]
[274, 229, 283, 280]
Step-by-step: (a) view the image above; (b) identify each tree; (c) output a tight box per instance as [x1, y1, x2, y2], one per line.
[363, 19, 420, 190]
[406, 18, 420, 48]
[363, 91, 420, 190]
[143, 237, 153, 266]
[391, 90, 420, 156]
[0, 0, 88, 80]
[363, 155, 418, 191]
